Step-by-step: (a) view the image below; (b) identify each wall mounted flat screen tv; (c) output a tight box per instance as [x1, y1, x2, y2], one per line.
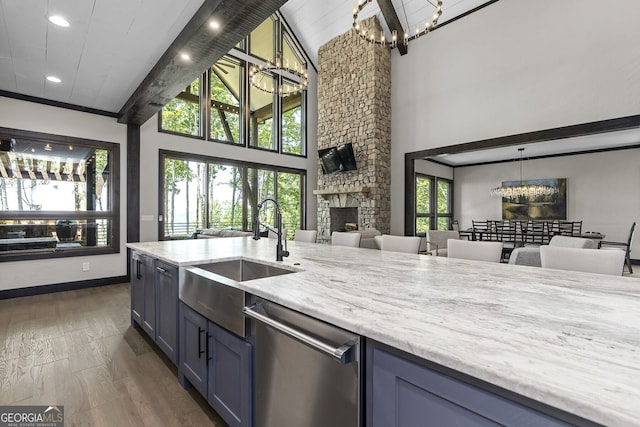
[337, 143, 357, 171]
[318, 143, 357, 174]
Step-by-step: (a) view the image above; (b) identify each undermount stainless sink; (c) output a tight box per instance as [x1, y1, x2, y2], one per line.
[180, 259, 297, 337]
[196, 258, 295, 282]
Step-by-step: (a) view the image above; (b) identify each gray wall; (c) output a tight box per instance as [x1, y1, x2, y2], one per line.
[390, 0, 640, 234]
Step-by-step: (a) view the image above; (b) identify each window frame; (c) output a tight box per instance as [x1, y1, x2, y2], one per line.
[208, 55, 245, 146]
[158, 75, 205, 139]
[0, 127, 120, 262]
[415, 173, 454, 232]
[158, 150, 306, 240]
[157, 13, 309, 159]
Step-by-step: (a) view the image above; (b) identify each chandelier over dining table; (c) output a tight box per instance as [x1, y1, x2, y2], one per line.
[352, 0, 443, 48]
[490, 148, 558, 199]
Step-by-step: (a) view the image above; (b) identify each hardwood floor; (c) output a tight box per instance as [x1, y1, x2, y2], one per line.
[0, 283, 227, 427]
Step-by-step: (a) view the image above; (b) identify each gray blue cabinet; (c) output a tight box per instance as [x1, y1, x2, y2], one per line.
[178, 302, 253, 427]
[155, 260, 178, 364]
[130, 251, 144, 326]
[130, 251, 178, 365]
[179, 302, 208, 397]
[207, 321, 253, 427]
[366, 342, 573, 427]
[130, 251, 154, 337]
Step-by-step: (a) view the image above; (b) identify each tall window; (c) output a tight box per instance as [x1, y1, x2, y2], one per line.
[415, 175, 431, 234]
[250, 18, 275, 61]
[210, 56, 243, 144]
[436, 179, 453, 230]
[163, 158, 206, 238]
[159, 13, 308, 157]
[249, 75, 276, 150]
[0, 128, 119, 261]
[415, 174, 453, 233]
[160, 78, 201, 137]
[281, 87, 303, 155]
[277, 171, 302, 233]
[209, 164, 244, 229]
[161, 152, 304, 241]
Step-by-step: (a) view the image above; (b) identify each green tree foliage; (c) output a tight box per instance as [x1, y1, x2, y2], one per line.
[164, 159, 193, 236]
[282, 104, 302, 154]
[415, 176, 452, 231]
[161, 79, 201, 136]
[210, 68, 241, 143]
[277, 172, 301, 239]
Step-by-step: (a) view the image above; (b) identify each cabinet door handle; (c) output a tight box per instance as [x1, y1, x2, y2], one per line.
[198, 326, 205, 358]
[136, 259, 141, 279]
[156, 266, 167, 274]
[206, 333, 212, 361]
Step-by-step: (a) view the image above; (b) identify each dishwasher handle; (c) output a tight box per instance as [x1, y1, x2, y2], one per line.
[242, 304, 357, 364]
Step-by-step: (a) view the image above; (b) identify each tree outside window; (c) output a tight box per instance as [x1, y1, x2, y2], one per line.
[161, 153, 304, 241]
[161, 78, 201, 136]
[158, 14, 307, 157]
[210, 57, 242, 144]
[415, 174, 453, 232]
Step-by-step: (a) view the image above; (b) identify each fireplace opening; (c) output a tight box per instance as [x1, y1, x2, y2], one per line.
[330, 207, 358, 233]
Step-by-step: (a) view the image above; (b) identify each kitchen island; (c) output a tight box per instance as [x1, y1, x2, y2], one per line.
[128, 237, 640, 427]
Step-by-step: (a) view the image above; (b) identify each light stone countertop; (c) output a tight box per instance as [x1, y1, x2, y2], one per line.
[128, 237, 640, 426]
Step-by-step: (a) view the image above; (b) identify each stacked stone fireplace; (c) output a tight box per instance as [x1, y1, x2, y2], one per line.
[315, 17, 391, 243]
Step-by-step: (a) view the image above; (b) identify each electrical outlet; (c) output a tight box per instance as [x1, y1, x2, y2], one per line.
[82, 262, 90, 272]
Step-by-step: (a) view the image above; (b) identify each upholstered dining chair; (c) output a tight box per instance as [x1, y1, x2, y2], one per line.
[540, 245, 626, 276]
[331, 231, 361, 247]
[425, 230, 459, 256]
[509, 235, 598, 267]
[447, 239, 503, 263]
[294, 229, 317, 243]
[378, 235, 422, 254]
[268, 228, 288, 240]
[599, 222, 636, 274]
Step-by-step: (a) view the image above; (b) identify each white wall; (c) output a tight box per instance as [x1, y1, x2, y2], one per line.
[454, 149, 640, 257]
[137, 69, 319, 243]
[0, 96, 127, 290]
[415, 159, 453, 180]
[390, 0, 640, 234]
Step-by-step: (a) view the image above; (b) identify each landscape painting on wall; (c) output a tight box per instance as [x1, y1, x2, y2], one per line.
[501, 178, 567, 220]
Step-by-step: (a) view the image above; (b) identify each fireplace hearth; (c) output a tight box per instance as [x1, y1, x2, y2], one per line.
[330, 207, 358, 232]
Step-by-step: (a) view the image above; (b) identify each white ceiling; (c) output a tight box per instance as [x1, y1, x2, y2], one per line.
[426, 127, 640, 167]
[0, 0, 492, 115]
[281, 0, 494, 66]
[0, 0, 204, 113]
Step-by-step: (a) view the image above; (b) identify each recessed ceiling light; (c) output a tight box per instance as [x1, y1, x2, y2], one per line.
[209, 21, 220, 30]
[180, 53, 191, 61]
[48, 15, 70, 27]
[46, 76, 62, 83]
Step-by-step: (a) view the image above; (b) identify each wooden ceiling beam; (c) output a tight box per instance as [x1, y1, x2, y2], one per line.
[118, 0, 288, 126]
[377, 0, 408, 55]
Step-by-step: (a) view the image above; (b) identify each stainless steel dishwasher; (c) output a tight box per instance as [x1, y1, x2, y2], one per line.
[243, 298, 361, 427]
